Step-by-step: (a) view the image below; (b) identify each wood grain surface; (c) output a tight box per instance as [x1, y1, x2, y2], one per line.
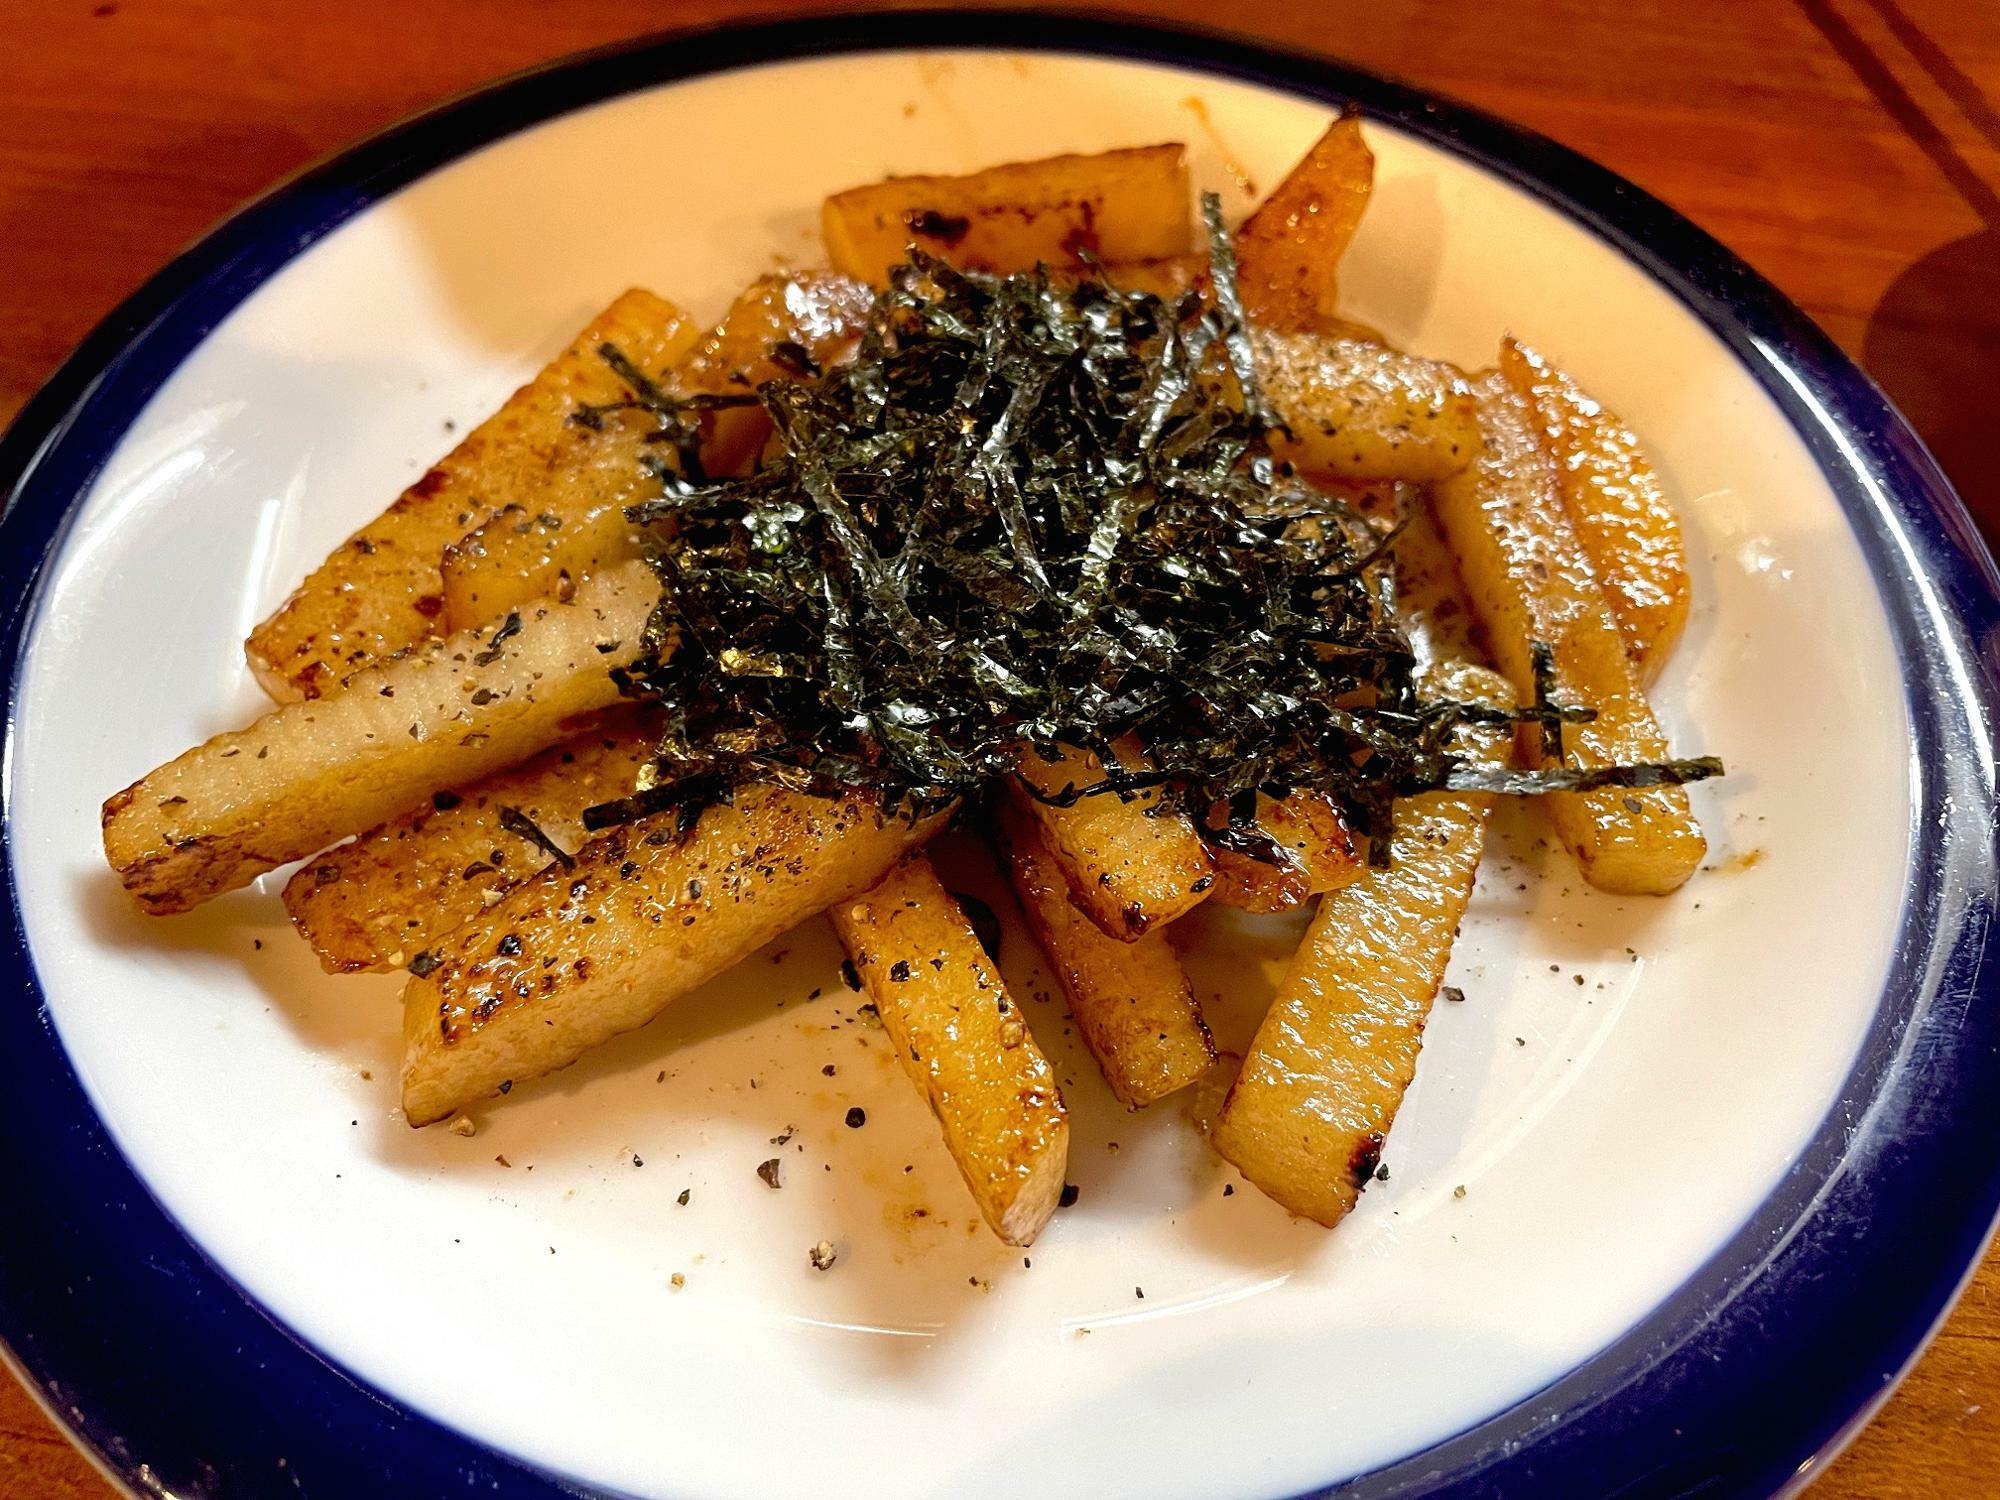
[3, 1, 1997, 1495]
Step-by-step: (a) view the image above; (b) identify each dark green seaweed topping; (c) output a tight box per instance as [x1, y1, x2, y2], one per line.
[569, 342, 759, 484]
[768, 340, 820, 380]
[1445, 754, 1725, 799]
[497, 805, 575, 872]
[586, 193, 1719, 857]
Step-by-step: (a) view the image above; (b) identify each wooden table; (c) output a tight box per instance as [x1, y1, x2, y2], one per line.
[3, 1, 1996, 1495]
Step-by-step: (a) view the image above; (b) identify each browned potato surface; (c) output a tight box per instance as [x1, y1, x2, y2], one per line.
[1212, 662, 1509, 1226]
[1430, 372, 1705, 894]
[1206, 841, 1309, 913]
[1333, 480, 1491, 672]
[830, 852, 1069, 1244]
[402, 788, 947, 1126]
[1384, 493, 1488, 670]
[823, 144, 1192, 284]
[1256, 330, 1480, 484]
[1500, 338, 1690, 683]
[246, 289, 695, 700]
[1207, 791, 1363, 914]
[104, 563, 658, 914]
[1234, 113, 1373, 333]
[437, 272, 874, 633]
[438, 489, 644, 637]
[284, 710, 657, 973]
[993, 795, 1213, 1107]
[1013, 738, 1214, 940]
[668, 269, 874, 476]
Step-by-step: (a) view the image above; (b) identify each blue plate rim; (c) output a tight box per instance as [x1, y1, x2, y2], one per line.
[3, 10, 1997, 1499]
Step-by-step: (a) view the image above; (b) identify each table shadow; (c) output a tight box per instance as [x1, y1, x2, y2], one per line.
[1862, 227, 2000, 535]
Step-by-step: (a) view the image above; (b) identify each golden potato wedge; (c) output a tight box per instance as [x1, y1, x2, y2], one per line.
[103, 563, 658, 914]
[436, 272, 875, 633]
[667, 269, 875, 477]
[438, 491, 643, 637]
[246, 289, 696, 700]
[402, 788, 948, 1126]
[1430, 372, 1705, 895]
[1330, 479, 1491, 672]
[1387, 496, 1489, 671]
[1256, 329, 1480, 484]
[993, 794, 1213, 1107]
[1212, 661, 1510, 1226]
[830, 851, 1068, 1244]
[1207, 791, 1363, 914]
[1233, 113, 1373, 333]
[284, 709, 657, 973]
[1500, 338, 1690, 683]
[1207, 843, 1308, 913]
[1013, 737, 1214, 940]
[823, 144, 1192, 284]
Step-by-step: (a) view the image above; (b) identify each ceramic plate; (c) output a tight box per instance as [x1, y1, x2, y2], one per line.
[4, 13, 1998, 1500]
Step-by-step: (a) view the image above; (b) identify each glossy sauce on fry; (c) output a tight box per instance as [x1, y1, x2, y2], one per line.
[1256, 329, 1481, 484]
[246, 289, 697, 699]
[1430, 372, 1705, 894]
[831, 852, 1069, 1245]
[1013, 737, 1214, 939]
[1213, 662, 1510, 1227]
[400, 788, 945, 1124]
[283, 708, 657, 972]
[1500, 338, 1690, 683]
[994, 794, 1213, 1106]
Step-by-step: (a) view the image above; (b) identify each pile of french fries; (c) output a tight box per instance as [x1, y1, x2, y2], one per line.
[102, 112, 1703, 1248]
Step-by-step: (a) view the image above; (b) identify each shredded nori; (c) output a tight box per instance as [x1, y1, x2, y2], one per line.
[497, 805, 576, 872]
[584, 193, 1719, 859]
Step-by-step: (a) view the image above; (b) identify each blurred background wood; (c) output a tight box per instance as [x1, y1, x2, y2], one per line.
[2, 0, 1995, 1494]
